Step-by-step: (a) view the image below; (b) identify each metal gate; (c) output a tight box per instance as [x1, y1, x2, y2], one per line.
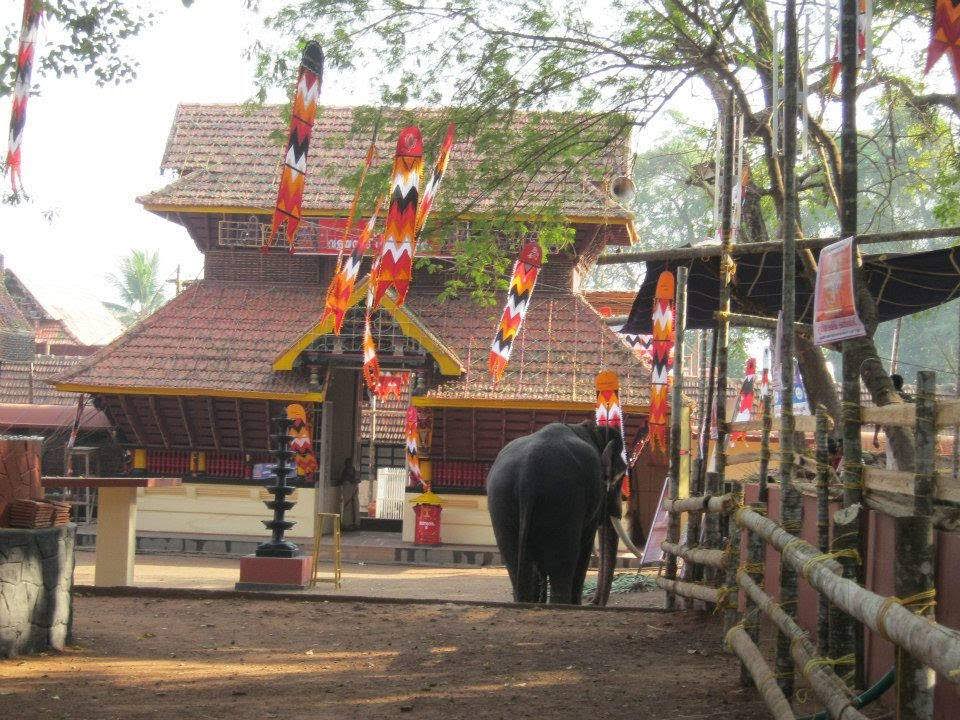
[375, 467, 407, 520]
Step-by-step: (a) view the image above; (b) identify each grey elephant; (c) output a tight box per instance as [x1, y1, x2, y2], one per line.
[486, 420, 643, 605]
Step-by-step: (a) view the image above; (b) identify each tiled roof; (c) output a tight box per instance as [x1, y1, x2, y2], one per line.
[52, 280, 649, 406]
[406, 290, 650, 405]
[35, 320, 77, 346]
[0, 356, 87, 405]
[141, 104, 633, 220]
[52, 282, 325, 399]
[360, 398, 409, 444]
[0, 282, 30, 333]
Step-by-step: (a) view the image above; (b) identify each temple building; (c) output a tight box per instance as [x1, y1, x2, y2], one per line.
[51, 104, 661, 545]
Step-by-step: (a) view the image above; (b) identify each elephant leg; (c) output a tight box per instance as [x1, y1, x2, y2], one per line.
[571, 525, 597, 605]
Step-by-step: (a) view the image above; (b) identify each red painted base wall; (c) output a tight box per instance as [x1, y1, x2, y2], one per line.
[743, 483, 960, 719]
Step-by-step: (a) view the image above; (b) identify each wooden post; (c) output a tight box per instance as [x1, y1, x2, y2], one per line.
[665, 266, 689, 611]
[706, 99, 736, 590]
[741, 506, 767, 686]
[830, 503, 860, 671]
[722, 483, 743, 638]
[726, 626, 797, 720]
[758, 391, 774, 505]
[815, 408, 831, 653]
[776, 0, 802, 695]
[688, 329, 718, 585]
[895, 371, 937, 720]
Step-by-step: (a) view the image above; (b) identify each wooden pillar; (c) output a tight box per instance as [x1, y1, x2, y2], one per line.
[665, 266, 689, 611]
[895, 371, 936, 720]
[815, 408, 831, 654]
[688, 329, 717, 585]
[757, 391, 773, 505]
[830, 504, 860, 668]
[776, 0, 801, 695]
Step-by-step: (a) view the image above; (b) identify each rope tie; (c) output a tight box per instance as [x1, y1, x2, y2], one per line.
[781, 537, 808, 559]
[875, 589, 937, 642]
[800, 548, 861, 581]
[739, 561, 765, 575]
[714, 585, 737, 613]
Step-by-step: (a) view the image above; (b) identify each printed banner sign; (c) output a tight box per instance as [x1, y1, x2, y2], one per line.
[813, 237, 867, 345]
[774, 374, 810, 417]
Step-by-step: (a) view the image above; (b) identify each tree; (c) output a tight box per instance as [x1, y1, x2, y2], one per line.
[104, 249, 167, 327]
[252, 0, 960, 468]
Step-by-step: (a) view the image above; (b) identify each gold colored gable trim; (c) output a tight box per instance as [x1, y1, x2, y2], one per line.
[272, 279, 464, 376]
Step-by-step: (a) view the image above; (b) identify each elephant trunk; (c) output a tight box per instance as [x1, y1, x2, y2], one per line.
[591, 517, 619, 606]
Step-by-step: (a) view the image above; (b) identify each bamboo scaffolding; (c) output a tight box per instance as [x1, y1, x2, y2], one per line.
[665, 266, 690, 611]
[726, 625, 797, 720]
[736, 507, 843, 575]
[736, 503, 960, 683]
[738, 572, 869, 720]
[661, 542, 727, 568]
[720, 311, 812, 335]
[594, 226, 960, 266]
[685, 329, 713, 587]
[663, 493, 736, 514]
[656, 577, 721, 604]
[758, 392, 774, 504]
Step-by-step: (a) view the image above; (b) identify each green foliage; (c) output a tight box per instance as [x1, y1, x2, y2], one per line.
[103, 249, 168, 328]
[0, 2, 157, 97]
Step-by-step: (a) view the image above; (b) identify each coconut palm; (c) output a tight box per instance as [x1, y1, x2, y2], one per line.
[103, 250, 168, 328]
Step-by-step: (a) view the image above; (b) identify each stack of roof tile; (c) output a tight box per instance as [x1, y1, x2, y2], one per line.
[8, 499, 54, 528]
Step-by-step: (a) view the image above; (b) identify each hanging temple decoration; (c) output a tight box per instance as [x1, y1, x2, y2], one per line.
[264, 41, 324, 251]
[5, 0, 42, 193]
[647, 271, 675, 454]
[488, 241, 544, 382]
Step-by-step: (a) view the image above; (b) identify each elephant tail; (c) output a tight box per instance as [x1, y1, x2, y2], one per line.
[514, 496, 539, 602]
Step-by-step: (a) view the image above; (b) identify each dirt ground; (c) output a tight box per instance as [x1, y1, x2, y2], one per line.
[1, 595, 766, 720]
[71, 551, 667, 608]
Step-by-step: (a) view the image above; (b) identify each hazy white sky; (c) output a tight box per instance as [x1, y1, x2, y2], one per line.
[0, 1, 376, 302]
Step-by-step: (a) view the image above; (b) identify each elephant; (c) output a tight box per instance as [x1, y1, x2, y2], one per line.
[485, 420, 644, 606]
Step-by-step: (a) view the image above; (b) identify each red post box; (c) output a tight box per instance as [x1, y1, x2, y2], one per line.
[411, 491, 443, 545]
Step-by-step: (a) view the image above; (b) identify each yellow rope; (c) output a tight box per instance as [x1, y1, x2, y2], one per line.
[875, 589, 937, 642]
[802, 653, 855, 677]
[781, 537, 808, 558]
[739, 561, 765, 575]
[800, 548, 861, 582]
[714, 585, 737, 613]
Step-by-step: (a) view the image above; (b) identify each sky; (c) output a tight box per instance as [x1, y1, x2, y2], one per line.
[0, 1, 377, 303]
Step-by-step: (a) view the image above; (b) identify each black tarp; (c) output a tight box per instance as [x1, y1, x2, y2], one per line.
[619, 245, 960, 334]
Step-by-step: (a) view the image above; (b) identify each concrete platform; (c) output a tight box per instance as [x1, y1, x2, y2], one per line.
[75, 526, 643, 569]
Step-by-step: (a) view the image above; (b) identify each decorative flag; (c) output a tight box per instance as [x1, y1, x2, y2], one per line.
[320, 196, 384, 334]
[362, 313, 381, 393]
[648, 271, 675, 453]
[488, 241, 544, 381]
[925, 0, 960, 91]
[404, 405, 425, 490]
[264, 42, 324, 251]
[5, 0, 42, 193]
[286, 404, 318, 476]
[620, 333, 653, 357]
[374, 371, 409, 401]
[413, 123, 456, 239]
[731, 358, 757, 444]
[372, 127, 424, 307]
[595, 370, 629, 493]
[827, 0, 870, 93]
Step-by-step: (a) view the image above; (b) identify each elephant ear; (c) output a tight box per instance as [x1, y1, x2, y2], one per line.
[600, 436, 627, 489]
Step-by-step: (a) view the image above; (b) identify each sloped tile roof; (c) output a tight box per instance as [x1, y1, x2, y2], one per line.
[0, 356, 87, 405]
[51, 280, 649, 407]
[52, 282, 324, 398]
[583, 291, 637, 317]
[141, 104, 633, 220]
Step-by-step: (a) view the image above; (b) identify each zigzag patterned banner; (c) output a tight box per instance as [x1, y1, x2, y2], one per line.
[488, 241, 543, 382]
[926, 0, 960, 91]
[404, 405, 425, 490]
[265, 42, 324, 250]
[648, 271, 675, 453]
[373, 127, 423, 307]
[414, 123, 455, 239]
[286, 404, 318, 477]
[5, 0, 41, 193]
[595, 370, 629, 478]
[320, 196, 384, 334]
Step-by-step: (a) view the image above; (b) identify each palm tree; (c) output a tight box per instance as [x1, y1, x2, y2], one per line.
[104, 250, 168, 328]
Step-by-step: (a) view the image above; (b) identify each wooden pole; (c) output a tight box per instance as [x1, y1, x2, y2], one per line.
[895, 371, 937, 720]
[830, 504, 860, 670]
[776, 0, 801, 694]
[661, 542, 727, 568]
[689, 329, 718, 585]
[954, 303, 960, 482]
[707, 99, 736, 587]
[815, 407, 832, 654]
[723, 482, 743, 637]
[664, 493, 736, 514]
[741, 507, 767, 687]
[656, 577, 721, 604]
[726, 625, 797, 720]
[890, 318, 902, 374]
[665, 266, 689, 611]
[593, 225, 960, 265]
[758, 390, 774, 505]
